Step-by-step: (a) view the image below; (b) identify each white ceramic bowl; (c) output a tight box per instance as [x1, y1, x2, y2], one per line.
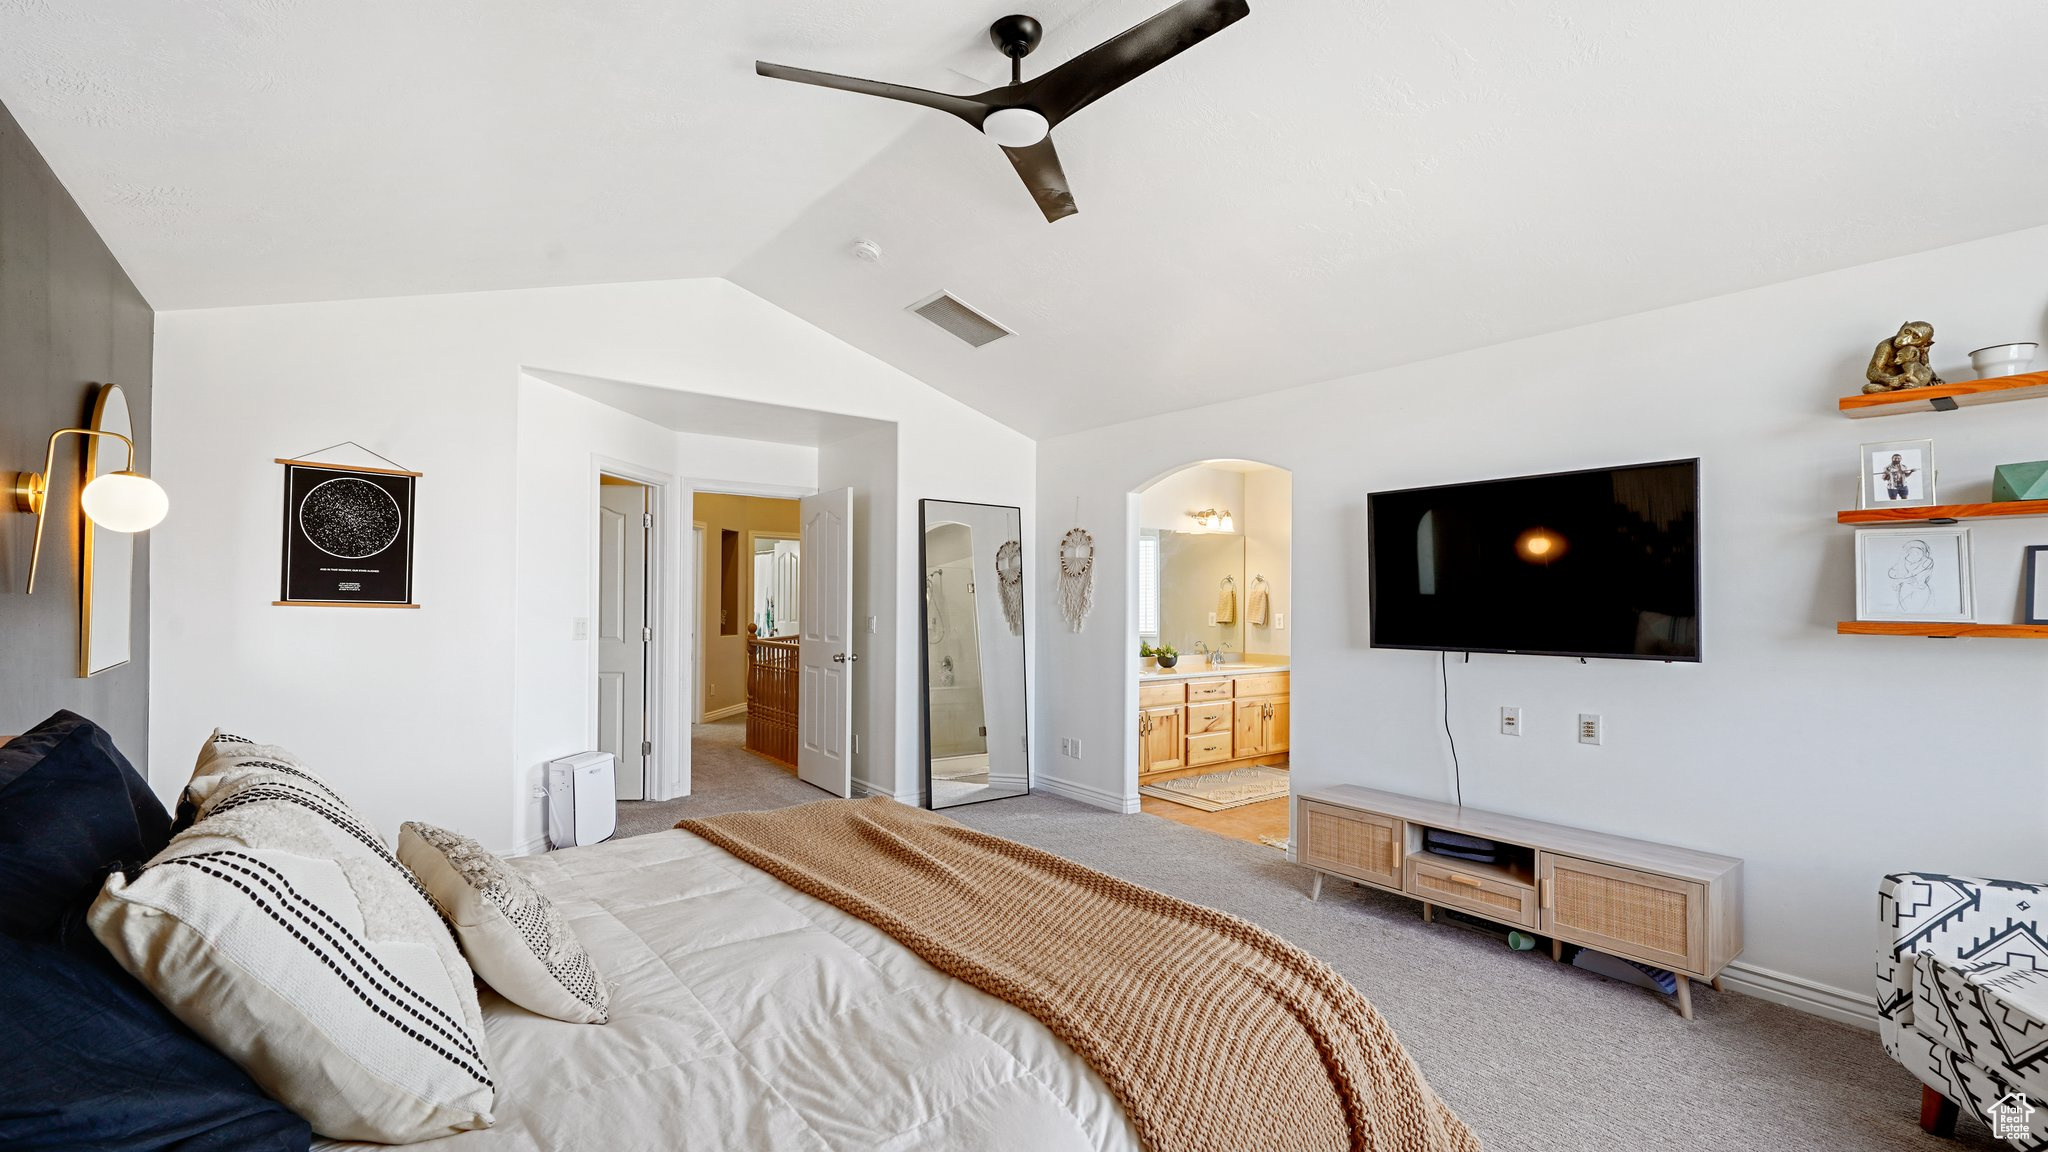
[1969, 342, 2039, 379]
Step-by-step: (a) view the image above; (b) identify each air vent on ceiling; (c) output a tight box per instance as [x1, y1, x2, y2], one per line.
[908, 291, 1012, 348]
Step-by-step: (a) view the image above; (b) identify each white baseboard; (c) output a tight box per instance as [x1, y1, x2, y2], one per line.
[1034, 773, 1139, 814]
[702, 703, 748, 723]
[1717, 961, 1878, 1030]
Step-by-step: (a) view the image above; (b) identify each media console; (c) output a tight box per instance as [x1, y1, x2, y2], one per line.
[1296, 784, 1743, 1018]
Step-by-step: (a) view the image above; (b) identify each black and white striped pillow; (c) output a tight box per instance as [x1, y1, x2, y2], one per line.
[90, 733, 494, 1143]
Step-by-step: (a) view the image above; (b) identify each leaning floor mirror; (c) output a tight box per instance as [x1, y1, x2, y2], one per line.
[920, 500, 1029, 809]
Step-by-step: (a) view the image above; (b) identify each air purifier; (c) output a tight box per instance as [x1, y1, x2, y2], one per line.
[546, 751, 617, 849]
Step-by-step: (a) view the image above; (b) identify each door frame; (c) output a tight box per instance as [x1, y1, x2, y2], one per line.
[589, 456, 681, 801]
[684, 480, 817, 798]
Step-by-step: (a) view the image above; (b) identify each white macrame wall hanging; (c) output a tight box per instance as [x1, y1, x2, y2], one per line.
[1057, 527, 1095, 634]
[995, 539, 1024, 636]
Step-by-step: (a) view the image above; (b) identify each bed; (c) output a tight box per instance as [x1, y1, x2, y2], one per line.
[10, 713, 1472, 1152]
[316, 826, 1141, 1151]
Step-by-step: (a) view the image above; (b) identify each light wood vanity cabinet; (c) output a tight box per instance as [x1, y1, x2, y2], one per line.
[1138, 705, 1185, 775]
[1135, 667, 1290, 779]
[1298, 784, 1742, 1020]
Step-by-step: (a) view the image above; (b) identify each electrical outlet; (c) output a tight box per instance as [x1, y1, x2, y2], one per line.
[853, 734, 861, 756]
[1500, 707, 1522, 736]
[866, 615, 877, 634]
[1274, 612, 1285, 629]
[1071, 738, 1082, 759]
[571, 617, 588, 640]
[1207, 611, 1218, 626]
[1060, 738, 1071, 757]
[1578, 713, 1603, 745]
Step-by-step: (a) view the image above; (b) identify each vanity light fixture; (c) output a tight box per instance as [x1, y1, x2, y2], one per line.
[9, 427, 168, 593]
[1187, 508, 1234, 533]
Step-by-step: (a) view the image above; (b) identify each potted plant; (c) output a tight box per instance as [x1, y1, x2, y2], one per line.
[1139, 641, 1157, 670]
[1154, 644, 1179, 670]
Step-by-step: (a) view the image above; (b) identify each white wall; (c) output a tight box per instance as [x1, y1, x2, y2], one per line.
[512, 375, 818, 850]
[153, 278, 1033, 851]
[1138, 465, 1243, 531]
[819, 423, 902, 799]
[1035, 224, 2048, 1015]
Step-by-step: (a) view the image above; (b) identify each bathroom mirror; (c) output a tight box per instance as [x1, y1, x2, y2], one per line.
[82, 383, 135, 677]
[919, 500, 1029, 808]
[1150, 529, 1245, 656]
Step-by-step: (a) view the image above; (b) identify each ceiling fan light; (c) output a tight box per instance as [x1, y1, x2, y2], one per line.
[982, 107, 1049, 148]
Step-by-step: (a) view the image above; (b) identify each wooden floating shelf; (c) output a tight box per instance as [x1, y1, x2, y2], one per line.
[1839, 370, 2048, 418]
[1838, 499, 2048, 525]
[1837, 621, 2048, 639]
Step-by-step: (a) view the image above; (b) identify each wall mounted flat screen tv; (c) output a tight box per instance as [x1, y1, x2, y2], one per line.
[1369, 459, 1701, 661]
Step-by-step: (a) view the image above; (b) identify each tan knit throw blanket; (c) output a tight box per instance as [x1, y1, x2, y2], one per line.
[679, 798, 1478, 1152]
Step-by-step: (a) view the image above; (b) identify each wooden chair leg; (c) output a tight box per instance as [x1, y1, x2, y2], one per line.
[1920, 1084, 1959, 1138]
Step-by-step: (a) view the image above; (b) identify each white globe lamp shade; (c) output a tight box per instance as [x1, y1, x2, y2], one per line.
[982, 107, 1049, 148]
[81, 471, 169, 532]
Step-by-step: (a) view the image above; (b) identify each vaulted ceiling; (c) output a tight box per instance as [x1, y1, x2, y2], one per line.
[5, 1, 2046, 437]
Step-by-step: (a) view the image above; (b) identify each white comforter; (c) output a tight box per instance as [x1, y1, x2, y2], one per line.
[317, 828, 1140, 1152]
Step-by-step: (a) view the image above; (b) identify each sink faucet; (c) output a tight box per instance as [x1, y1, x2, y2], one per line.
[1195, 641, 1223, 668]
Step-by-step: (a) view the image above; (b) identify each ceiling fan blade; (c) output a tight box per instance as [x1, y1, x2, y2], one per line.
[755, 61, 991, 126]
[1000, 136, 1078, 223]
[1014, 0, 1249, 127]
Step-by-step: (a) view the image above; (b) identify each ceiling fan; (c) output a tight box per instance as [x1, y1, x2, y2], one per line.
[755, 0, 1250, 222]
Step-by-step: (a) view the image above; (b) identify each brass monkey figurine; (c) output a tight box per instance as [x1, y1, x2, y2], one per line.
[1863, 322, 1943, 394]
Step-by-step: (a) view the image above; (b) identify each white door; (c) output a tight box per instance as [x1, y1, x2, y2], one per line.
[598, 483, 650, 800]
[798, 487, 854, 797]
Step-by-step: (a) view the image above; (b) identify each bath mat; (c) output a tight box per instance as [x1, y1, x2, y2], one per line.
[1140, 766, 1290, 812]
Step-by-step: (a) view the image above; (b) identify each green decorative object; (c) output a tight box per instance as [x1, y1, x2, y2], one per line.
[1991, 460, 2048, 502]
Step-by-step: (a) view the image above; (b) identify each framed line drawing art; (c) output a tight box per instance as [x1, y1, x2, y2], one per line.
[1854, 525, 1973, 623]
[277, 453, 419, 607]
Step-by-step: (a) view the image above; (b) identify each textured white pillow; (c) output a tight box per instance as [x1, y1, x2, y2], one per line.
[89, 732, 494, 1143]
[398, 822, 610, 1025]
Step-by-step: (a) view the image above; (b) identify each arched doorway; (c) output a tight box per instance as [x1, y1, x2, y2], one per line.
[1130, 459, 1293, 847]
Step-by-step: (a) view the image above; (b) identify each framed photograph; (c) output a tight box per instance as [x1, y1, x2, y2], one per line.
[2025, 545, 2048, 625]
[1855, 526, 1973, 622]
[1859, 439, 1936, 509]
[277, 459, 419, 607]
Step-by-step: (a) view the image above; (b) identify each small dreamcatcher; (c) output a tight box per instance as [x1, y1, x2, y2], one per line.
[995, 539, 1024, 636]
[1057, 527, 1095, 634]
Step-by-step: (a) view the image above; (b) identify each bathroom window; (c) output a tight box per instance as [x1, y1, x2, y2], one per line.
[1136, 530, 1161, 642]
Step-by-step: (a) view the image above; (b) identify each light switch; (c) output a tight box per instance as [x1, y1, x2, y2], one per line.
[866, 615, 878, 634]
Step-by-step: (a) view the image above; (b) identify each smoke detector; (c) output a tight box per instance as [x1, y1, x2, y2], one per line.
[849, 238, 884, 264]
[907, 290, 1012, 348]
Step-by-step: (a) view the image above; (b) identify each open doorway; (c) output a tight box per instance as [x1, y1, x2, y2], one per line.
[689, 488, 855, 802]
[1131, 460, 1292, 848]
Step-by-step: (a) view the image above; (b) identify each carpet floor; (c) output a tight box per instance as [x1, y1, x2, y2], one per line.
[617, 720, 1998, 1151]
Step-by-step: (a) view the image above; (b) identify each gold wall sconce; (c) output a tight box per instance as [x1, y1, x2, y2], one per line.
[8, 423, 168, 593]
[1186, 507, 1234, 533]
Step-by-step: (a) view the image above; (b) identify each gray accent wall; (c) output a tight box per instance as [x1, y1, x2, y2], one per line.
[0, 98, 154, 763]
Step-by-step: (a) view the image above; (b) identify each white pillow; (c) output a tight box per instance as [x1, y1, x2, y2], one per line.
[89, 732, 495, 1143]
[398, 822, 610, 1025]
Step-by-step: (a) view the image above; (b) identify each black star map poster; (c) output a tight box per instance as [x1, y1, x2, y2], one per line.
[277, 460, 418, 607]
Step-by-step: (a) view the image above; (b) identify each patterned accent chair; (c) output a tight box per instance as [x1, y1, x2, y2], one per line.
[1880, 873, 2048, 1146]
